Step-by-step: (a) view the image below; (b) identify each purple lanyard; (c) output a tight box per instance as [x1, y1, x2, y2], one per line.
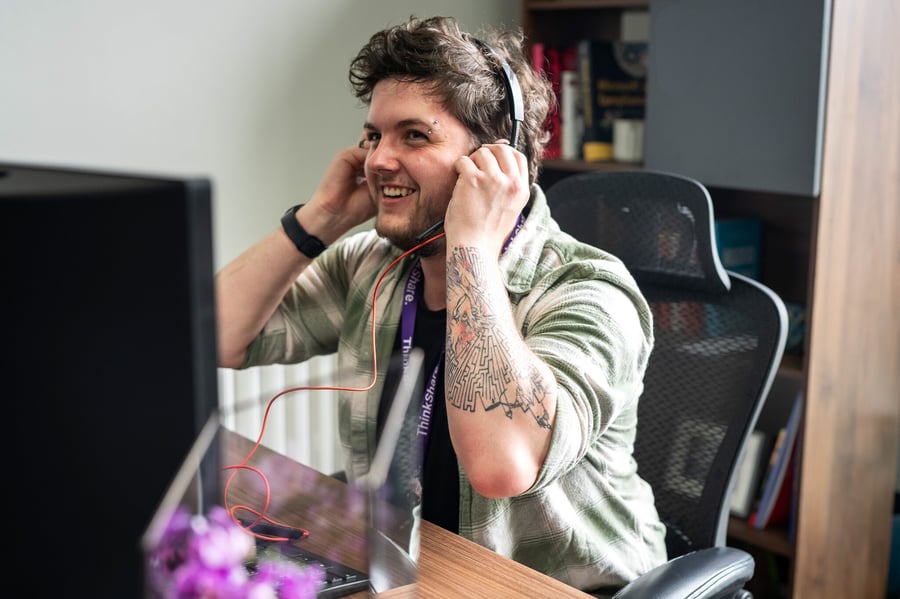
[399, 214, 525, 457]
[399, 260, 443, 456]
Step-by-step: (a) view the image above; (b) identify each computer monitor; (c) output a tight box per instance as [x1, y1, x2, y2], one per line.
[1, 162, 219, 597]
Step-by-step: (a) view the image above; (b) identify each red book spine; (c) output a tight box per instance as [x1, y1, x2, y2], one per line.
[543, 45, 562, 160]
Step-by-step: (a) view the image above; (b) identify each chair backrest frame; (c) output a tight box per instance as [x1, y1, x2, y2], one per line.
[545, 170, 788, 557]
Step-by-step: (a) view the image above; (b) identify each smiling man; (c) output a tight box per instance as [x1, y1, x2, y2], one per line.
[215, 15, 666, 595]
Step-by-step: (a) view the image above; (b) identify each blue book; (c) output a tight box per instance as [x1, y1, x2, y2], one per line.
[752, 391, 803, 529]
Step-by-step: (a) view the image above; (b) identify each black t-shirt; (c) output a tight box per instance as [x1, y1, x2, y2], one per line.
[376, 294, 459, 534]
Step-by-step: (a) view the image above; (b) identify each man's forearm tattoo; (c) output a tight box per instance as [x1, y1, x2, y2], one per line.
[446, 246, 551, 429]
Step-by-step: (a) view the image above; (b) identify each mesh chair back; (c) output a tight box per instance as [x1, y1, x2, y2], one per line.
[545, 170, 787, 558]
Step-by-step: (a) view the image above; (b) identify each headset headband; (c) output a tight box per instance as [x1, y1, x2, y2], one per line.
[472, 38, 524, 150]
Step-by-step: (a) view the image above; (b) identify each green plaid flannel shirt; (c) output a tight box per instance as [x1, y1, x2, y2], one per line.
[244, 185, 667, 590]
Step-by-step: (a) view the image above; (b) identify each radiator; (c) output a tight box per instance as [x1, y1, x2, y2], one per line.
[217, 354, 343, 475]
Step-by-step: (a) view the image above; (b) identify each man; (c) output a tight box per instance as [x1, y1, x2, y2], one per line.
[216, 15, 666, 594]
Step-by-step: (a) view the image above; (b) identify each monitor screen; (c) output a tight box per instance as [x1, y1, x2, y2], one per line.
[1, 162, 219, 596]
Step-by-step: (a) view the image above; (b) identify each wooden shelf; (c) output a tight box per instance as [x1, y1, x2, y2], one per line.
[778, 353, 804, 379]
[541, 158, 643, 172]
[526, 0, 648, 10]
[522, 1, 647, 48]
[727, 517, 794, 558]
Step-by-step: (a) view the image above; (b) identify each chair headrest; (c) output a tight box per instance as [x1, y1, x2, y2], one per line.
[545, 170, 731, 294]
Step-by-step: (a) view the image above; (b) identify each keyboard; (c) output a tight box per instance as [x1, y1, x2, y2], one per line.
[241, 518, 370, 598]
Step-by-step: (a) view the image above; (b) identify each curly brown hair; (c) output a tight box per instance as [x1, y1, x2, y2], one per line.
[349, 15, 553, 187]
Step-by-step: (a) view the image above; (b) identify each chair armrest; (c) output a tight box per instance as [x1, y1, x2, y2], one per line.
[612, 547, 754, 599]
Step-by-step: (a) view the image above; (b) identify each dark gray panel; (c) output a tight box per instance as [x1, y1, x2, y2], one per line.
[644, 0, 830, 196]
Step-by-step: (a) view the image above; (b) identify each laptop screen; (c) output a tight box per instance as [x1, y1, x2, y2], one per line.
[142, 349, 424, 597]
[359, 349, 424, 593]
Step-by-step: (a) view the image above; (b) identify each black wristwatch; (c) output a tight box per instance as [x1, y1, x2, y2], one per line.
[281, 204, 327, 259]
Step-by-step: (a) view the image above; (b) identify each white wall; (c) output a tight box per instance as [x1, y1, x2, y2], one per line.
[0, 0, 520, 472]
[0, 0, 519, 268]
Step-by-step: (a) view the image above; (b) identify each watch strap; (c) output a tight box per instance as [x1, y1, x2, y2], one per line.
[281, 204, 327, 259]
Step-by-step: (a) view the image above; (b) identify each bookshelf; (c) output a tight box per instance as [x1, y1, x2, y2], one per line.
[522, 1, 900, 597]
[728, 517, 793, 558]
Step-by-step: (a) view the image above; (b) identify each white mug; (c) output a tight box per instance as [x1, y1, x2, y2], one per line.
[613, 118, 645, 162]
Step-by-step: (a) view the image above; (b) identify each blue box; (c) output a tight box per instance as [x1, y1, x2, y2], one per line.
[714, 218, 762, 280]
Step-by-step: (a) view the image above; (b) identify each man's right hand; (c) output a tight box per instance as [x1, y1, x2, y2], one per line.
[299, 141, 376, 245]
[215, 141, 374, 369]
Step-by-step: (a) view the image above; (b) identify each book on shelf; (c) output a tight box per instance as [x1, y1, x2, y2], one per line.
[758, 443, 796, 529]
[750, 390, 804, 530]
[531, 42, 560, 160]
[559, 70, 581, 160]
[577, 39, 648, 162]
[786, 425, 803, 543]
[751, 427, 786, 518]
[730, 429, 767, 518]
[532, 44, 578, 161]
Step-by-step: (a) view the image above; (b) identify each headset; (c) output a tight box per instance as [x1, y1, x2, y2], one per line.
[472, 37, 525, 150]
[415, 37, 526, 243]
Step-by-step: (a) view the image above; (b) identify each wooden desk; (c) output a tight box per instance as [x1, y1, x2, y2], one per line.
[222, 428, 592, 598]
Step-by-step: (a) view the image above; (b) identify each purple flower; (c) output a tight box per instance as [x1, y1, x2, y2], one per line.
[253, 560, 325, 599]
[147, 506, 322, 599]
[154, 507, 193, 568]
[189, 508, 253, 570]
[174, 561, 247, 599]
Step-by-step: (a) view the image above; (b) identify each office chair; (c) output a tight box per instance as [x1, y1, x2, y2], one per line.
[545, 170, 788, 599]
